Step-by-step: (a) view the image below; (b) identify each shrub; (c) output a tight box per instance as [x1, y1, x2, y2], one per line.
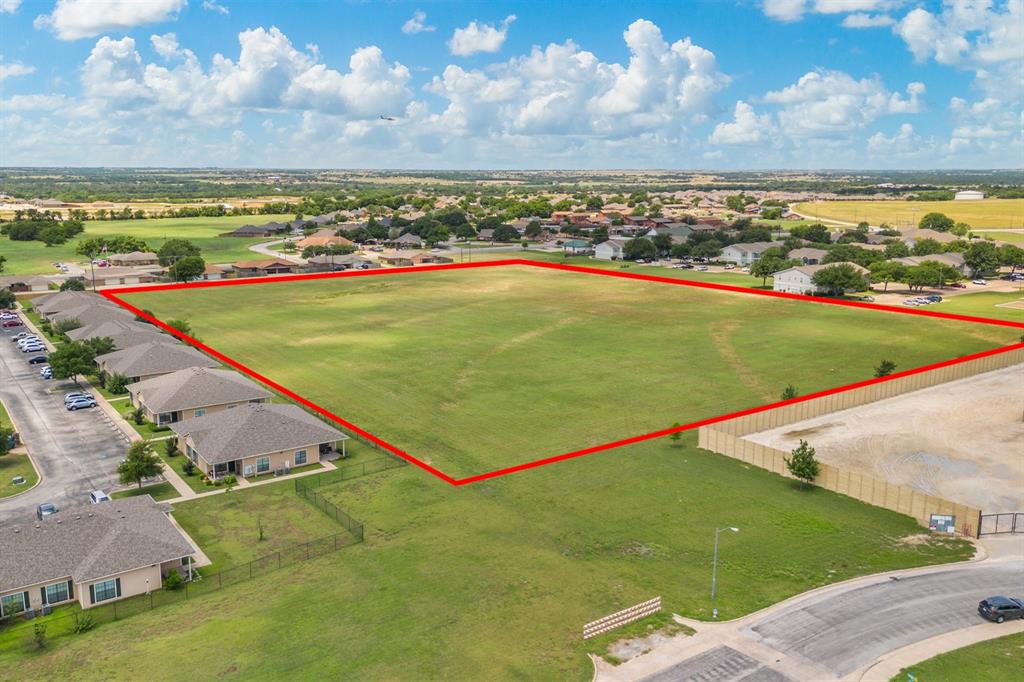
[107, 372, 129, 394]
[181, 459, 195, 476]
[785, 439, 820, 488]
[131, 407, 145, 425]
[222, 475, 237, 492]
[165, 439, 179, 457]
[32, 622, 47, 649]
[73, 612, 96, 634]
[163, 570, 184, 591]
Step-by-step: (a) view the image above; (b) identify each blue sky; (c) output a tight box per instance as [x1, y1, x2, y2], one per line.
[0, 0, 1020, 169]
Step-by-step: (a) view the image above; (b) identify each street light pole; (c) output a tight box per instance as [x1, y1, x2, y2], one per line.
[711, 526, 739, 601]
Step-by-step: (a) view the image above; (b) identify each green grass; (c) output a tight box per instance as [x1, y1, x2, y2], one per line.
[111, 481, 178, 502]
[0, 397, 9, 426]
[976, 229, 1024, 243]
[159, 451, 208, 494]
[121, 412, 173, 441]
[122, 263, 1019, 479]
[937, 290, 1024, 323]
[170, 478, 349, 568]
[0, 454, 39, 498]
[0, 214, 293, 275]
[3, 433, 976, 680]
[892, 631, 1024, 681]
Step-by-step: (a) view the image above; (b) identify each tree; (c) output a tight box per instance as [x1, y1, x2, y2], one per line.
[883, 241, 910, 258]
[868, 261, 906, 292]
[76, 235, 149, 258]
[790, 224, 831, 244]
[874, 359, 897, 377]
[780, 385, 798, 401]
[108, 372, 129, 394]
[918, 212, 954, 232]
[54, 317, 82, 335]
[491, 224, 520, 242]
[157, 239, 201, 266]
[38, 224, 68, 246]
[998, 244, 1024, 272]
[823, 244, 882, 268]
[0, 255, 5, 273]
[623, 237, 657, 261]
[750, 256, 787, 286]
[912, 238, 944, 256]
[669, 422, 681, 446]
[691, 239, 722, 259]
[0, 423, 14, 456]
[963, 241, 1000, 277]
[168, 256, 206, 282]
[48, 341, 98, 385]
[59, 278, 86, 291]
[811, 263, 869, 296]
[785, 440, 819, 488]
[905, 261, 961, 290]
[651, 233, 673, 257]
[454, 223, 477, 241]
[0, 289, 14, 310]
[117, 441, 163, 489]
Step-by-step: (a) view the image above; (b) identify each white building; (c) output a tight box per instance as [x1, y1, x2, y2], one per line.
[594, 239, 628, 261]
[773, 262, 869, 296]
[719, 241, 782, 266]
[954, 190, 985, 201]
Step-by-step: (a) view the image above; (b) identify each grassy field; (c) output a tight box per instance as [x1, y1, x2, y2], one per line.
[937, 290, 1024, 323]
[892, 631, 1024, 681]
[2, 433, 976, 680]
[121, 264, 1019, 479]
[976, 229, 1024, 244]
[0, 454, 39, 498]
[170, 478, 349, 568]
[792, 199, 1024, 229]
[0, 214, 292, 275]
[111, 481, 178, 501]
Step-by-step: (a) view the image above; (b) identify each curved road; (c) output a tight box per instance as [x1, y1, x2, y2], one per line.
[601, 537, 1024, 682]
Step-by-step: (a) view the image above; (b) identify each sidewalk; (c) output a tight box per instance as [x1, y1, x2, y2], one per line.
[165, 457, 339, 505]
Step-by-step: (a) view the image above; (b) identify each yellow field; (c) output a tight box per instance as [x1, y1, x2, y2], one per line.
[792, 199, 1024, 229]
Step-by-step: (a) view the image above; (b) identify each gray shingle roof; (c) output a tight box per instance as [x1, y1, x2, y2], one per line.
[169, 403, 348, 464]
[66, 320, 166, 348]
[128, 367, 273, 414]
[0, 496, 194, 591]
[51, 302, 135, 325]
[95, 341, 219, 378]
[34, 291, 100, 315]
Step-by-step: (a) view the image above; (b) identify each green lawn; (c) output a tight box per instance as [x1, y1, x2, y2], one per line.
[111, 481, 178, 502]
[159, 451, 208, 494]
[0, 397, 10, 426]
[170, 477, 350, 568]
[0, 454, 39, 498]
[3, 433, 975, 680]
[892, 631, 1024, 681]
[938, 290, 1024, 323]
[121, 263, 1019, 480]
[0, 214, 292, 275]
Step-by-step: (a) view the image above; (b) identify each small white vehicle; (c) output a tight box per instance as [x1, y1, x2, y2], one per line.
[89, 491, 111, 504]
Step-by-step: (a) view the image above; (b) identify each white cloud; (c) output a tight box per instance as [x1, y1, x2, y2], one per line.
[842, 13, 895, 28]
[764, 0, 903, 22]
[402, 10, 435, 35]
[0, 60, 35, 81]
[35, 0, 187, 40]
[151, 33, 182, 60]
[867, 122, 924, 154]
[202, 0, 229, 15]
[762, 0, 809, 22]
[448, 15, 515, 56]
[0, 0, 22, 14]
[709, 101, 774, 145]
[762, 69, 924, 137]
[896, 1, 1023, 68]
[0, 94, 68, 110]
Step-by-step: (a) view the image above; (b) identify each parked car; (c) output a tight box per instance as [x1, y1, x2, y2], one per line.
[66, 397, 98, 411]
[972, 279, 987, 285]
[0, 312, 18, 321]
[40, 366, 53, 379]
[2, 319, 24, 328]
[17, 336, 40, 347]
[21, 343, 45, 354]
[950, 282, 967, 288]
[724, 264, 735, 270]
[11, 332, 35, 343]
[696, 265, 709, 271]
[36, 502, 58, 520]
[926, 295, 943, 303]
[978, 596, 1024, 623]
[89, 490, 111, 504]
[64, 392, 93, 404]
[27, 354, 48, 365]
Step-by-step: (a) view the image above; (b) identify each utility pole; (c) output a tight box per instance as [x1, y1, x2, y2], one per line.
[711, 526, 739, 601]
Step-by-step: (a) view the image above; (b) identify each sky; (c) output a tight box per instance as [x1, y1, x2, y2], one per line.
[0, 0, 1021, 169]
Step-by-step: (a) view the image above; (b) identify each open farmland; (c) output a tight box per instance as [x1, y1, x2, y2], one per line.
[0, 214, 292, 275]
[792, 199, 1024, 229]
[1, 434, 976, 680]
[118, 263, 1020, 481]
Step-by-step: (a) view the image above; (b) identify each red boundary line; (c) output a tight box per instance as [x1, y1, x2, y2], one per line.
[101, 259, 1024, 486]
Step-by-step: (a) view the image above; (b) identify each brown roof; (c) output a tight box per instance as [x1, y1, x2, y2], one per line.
[232, 259, 296, 270]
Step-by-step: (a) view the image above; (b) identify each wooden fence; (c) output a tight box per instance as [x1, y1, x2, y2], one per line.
[699, 348, 1024, 537]
[583, 597, 662, 640]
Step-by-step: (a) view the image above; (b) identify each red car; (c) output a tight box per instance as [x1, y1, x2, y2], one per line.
[2, 319, 25, 328]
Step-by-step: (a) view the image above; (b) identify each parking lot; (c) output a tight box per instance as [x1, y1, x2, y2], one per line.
[0, 316, 129, 521]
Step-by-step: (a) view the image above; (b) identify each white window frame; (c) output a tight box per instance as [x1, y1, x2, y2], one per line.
[256, 456, 270, 474]
[193, 408, 206, 418]
[294, 449, 307, 465]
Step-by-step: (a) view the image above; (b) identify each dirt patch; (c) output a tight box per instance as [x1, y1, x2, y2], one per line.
[746, 365, 1024, 512]
[708, 320, 773, 402]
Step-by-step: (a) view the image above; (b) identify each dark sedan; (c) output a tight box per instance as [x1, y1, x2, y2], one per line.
[27, 354, 48, 365]
[978, 596, 1024, 623]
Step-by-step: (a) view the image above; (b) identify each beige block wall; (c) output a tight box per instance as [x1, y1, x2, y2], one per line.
[140, 398, 267, 424]
[77, 564, 162, 610]
[185, 438, 323, 477]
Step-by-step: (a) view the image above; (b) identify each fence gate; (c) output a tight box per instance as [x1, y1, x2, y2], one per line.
[979, 512, 1024, 535]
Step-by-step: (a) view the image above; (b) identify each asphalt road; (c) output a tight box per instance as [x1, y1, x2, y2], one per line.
[641, 646, 793, 682]
[744, 560, 1024, 677]
[0, 323, 129, 522]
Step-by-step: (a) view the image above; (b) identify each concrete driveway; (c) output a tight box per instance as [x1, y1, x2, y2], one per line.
[0, 325, 130, 522]
[601, 537, 1024, 682]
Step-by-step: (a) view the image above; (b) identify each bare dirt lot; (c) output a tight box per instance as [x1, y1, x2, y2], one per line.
[746, 365, 1024, 512]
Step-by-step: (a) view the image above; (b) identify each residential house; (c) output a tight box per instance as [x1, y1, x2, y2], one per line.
[561, 239, 592, 255]
[476, 228, 495, 241]
[201, 264, 226, 280]
[624, 215, 656, 228]
[33, 290, 99, 317]
[95, 341, 219, 383]
[305, 254, 379, 272]
[773, 262, 870, 295]
[221, 222, 288, 238]
[66, 320, 166, 349]
[595, 238, 629, 261]
[231, 259, 299, 277]
[379, 252, 416, 267]
[294, 230, 354, 251]
[0, 275, 53, 293]
[107, 251, 159, 267]
[0, 496, 195, 616]
[898, 228, 960, 248]
[169, 403, 349, 479]
[719, 241, 783, 266]
[893, 253, 967, 274]
[128, 366, 273, 425]
[409, 253, 454, 265]
[392, 233, 425, 249]
[88, 266, 164, 287]
[788, 247, 829, 265]
[49, 301, 136, 326]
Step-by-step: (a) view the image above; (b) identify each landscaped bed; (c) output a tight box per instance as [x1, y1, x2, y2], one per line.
[0, 454, 39, 498]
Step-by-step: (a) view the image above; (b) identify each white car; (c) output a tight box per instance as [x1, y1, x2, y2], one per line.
[21, 344, 46, 353]
[89, 490, 111, 504]
[972, 279, 987, 285]
[17, 336, 41, 347]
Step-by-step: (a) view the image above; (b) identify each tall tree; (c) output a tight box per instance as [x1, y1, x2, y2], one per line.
[963, 241, 1000, 277]
[811, 264, 869, 296]
[117, 441, 163, 489]
[47, 341, 98, 385]
[918, 212, 954, 232]
[868, 261, 906, 292]
[168, 256, 206, 282]
[157, 239, 201, 266]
